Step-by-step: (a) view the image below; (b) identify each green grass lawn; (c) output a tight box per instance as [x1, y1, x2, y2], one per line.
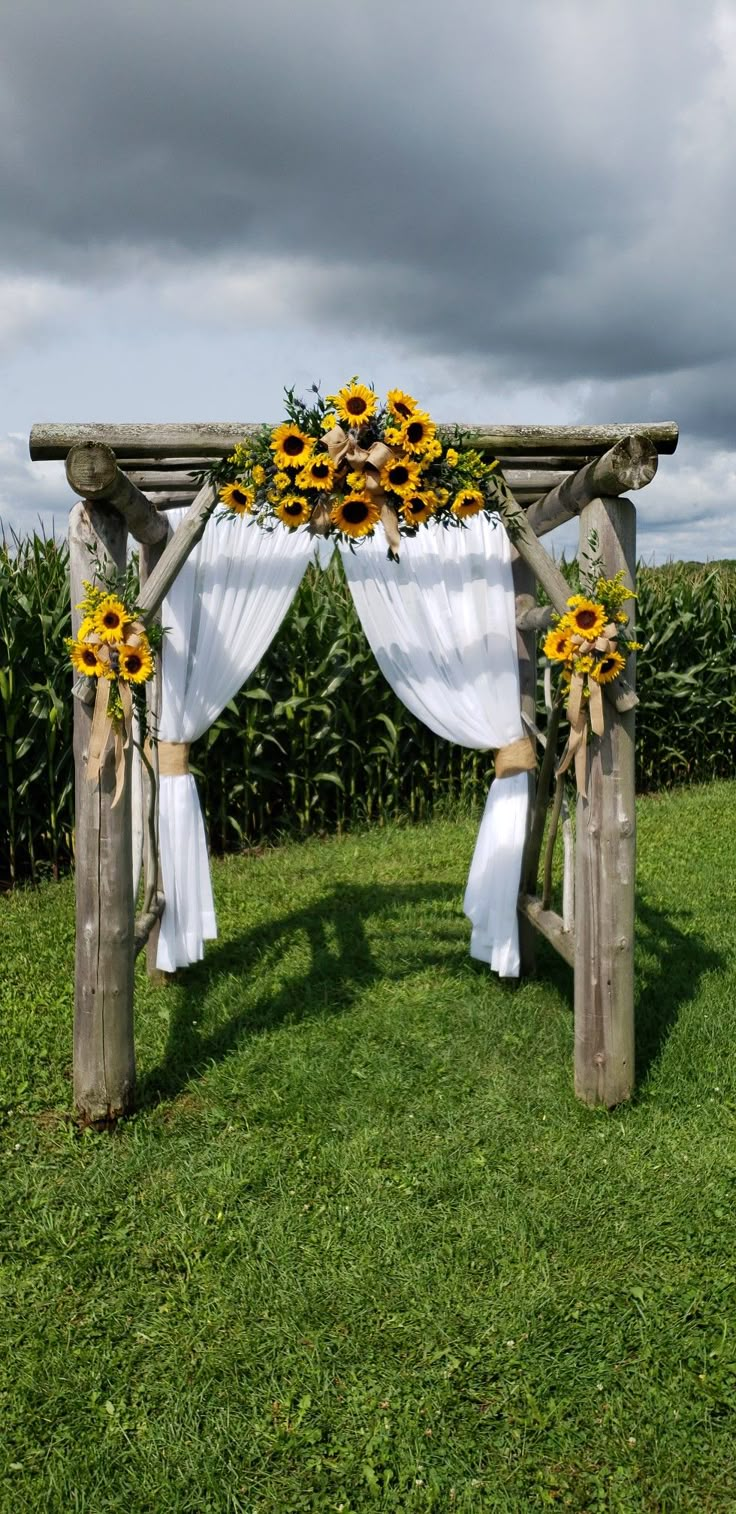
[2, 783, 736, 1513]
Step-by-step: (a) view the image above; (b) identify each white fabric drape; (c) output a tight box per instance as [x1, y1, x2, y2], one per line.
[339, 514, 529, 976]
[156, 512, 316, 971]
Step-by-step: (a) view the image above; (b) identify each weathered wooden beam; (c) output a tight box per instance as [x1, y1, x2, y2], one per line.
[511, 550, 537, 977]
[65, 442, 168, 546]
[517, 895, 575, 967]
[574, 495, 636, 1108]
[524, 434, 657, 538]
[516, 604, 555, 632]
[522, 700, 563, 897]
[496, 487, 637, 716]
[134, 893, 165, 956]
[139, 532, 171, 981]
[29, 420, 680, 461]
[137, 479, 217, 623]
[69, 502, 135, 1126]
[126, 471, 201, 490]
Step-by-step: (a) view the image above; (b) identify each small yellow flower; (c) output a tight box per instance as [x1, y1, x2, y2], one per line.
[321, 412, 339, 431]
[94, 595, 128, 643]
[590, 649, 626, 684]
[543, 624, 574, 663]
[346, 470, 365, 490]
[446, 448, 459, 468]
[425, 437, 442, 460]
[297, 454, 335, 491]
[616, 610, 629, 624]
[252, 464, 267, 486]
[574, 654, 595, 675]
[451, 488, 485, 518]
[331, 493, 380, 538]
[627, 640, 643, 652]
[567, 599, 607, 639]
[386, 388, 417, 421]
[273, 471, 291, 492]
[436, 488, 450, 505]
[331, 381, 377, 429]
[384, 427, 404, 447]
[69, 638, 105, 679]
[220, 482, 255, 515]
[118, 641, 154, 683]
[274, 494, 311, 528]
[270, 423, 314, 469]
[379, 456, 422, 499]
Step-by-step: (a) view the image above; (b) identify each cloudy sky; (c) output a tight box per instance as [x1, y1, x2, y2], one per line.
[2, 0, 735, 559]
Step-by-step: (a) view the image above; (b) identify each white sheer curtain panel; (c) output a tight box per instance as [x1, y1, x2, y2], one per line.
[156, 512, 316, 971]
[340, 514, 529, 976]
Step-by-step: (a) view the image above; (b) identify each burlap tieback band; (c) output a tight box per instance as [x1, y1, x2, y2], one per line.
[158, 741, 191, 777]
[494, 735, 536, 778]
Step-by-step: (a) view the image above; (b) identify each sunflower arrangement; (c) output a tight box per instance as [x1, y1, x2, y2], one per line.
[206, 380, 507, 558]
[67, 578, 160, 729]
[543, 571, 642, 695]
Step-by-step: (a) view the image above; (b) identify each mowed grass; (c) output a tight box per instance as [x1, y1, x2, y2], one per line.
[2, 784, 736, 1513]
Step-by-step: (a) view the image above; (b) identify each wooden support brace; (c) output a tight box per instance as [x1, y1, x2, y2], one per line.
[65, 443, 168, 545]
[517, 896, 575, 967]
[137, 480, 217, 623]
[511, 550, 537, 976]
[524, 434, 657, 538]
[574, 496, 636, 1107]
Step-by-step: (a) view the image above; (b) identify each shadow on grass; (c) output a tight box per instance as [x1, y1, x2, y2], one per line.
[633, 896, 724, 1086]
[138, 881, 460, 1107]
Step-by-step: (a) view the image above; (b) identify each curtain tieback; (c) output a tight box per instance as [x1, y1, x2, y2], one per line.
[158, 741, 191, 777]
[494, 735, 536, 778]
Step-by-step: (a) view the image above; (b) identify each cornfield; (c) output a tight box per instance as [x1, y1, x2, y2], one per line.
[1, 534, 734, 885]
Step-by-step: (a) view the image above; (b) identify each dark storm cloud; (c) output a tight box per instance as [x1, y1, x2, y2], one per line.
[2, 0, 734, 440]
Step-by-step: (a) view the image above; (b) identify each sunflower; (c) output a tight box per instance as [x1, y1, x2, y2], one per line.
[273, 471, 291, 492]
[451, 488, 485, 518]
[297, 454, 335, 491]
[331, 381, 377, 429]
[321, 412, 339, 431]
[379, 456, 422, 499]
[69, 638, 105, 679]
[399, 411, 437, 456]
[401, 491, 437, 526]
[331, 494, 381, 539]
[270, 423, 315, 469]
[118, 642, 154, 683]
[543, 623, 574, 662]
[274, 494, 311, 528]
[590, 649, 626, 685]
[445, 448, 459, 468]
[94, 595, 128, 643]
[566, 598, 607, 639]
[387, 388, 417, 421]
[220, 482, 255, 515]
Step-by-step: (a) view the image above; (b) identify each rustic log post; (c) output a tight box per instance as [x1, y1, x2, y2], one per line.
[69, 501, 135, 1125]
[574, 495, 636, 1107]
[510, 551, 537, 976]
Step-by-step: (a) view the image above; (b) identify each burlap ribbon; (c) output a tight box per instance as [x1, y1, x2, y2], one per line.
[555, 622, 618, 797]
[86, 676, 133, 808]
[321, 425, 401, 553]
[495, 735, 536, 778]
[158, 741, 191, 777]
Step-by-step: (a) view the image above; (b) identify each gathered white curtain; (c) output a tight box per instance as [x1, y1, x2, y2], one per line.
[339, 514, 529, 976]
[156, 512, 316, 971]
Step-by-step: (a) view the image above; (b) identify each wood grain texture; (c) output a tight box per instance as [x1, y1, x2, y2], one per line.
[69, 502, 135, 1125]
[517, 896, 575, 967]
[524, 435, 657, 538]
[574, 496, 636, 1107]
[137, 480, 217, 623]
[30, 420, 679, 460]
[66, 443, 168, 545]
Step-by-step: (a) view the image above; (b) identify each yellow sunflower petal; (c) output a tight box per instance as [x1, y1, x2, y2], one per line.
[331, 494, 381, 539]
[220, 482, 255, 515]
[386, 388, 417, 421]
[451, 488, 485, 518]
[274, 494, 311, 529]
[331, 381, 377, 429]
[94, 595, 128, 643]
[270, 423, 315, 470]
[590, 649, 626, 684]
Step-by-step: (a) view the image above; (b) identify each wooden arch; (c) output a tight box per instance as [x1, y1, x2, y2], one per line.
[30, 419, 679, 1125]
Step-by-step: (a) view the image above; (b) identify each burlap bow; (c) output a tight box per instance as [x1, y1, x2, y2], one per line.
[555, 622, 619, 798]
[319, 425, 401, 553]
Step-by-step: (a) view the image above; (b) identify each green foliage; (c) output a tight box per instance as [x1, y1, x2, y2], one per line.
[2, 784, 736, 1510]
[1, 535, 735, 883]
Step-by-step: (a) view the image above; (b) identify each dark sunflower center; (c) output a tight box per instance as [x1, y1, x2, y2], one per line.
[576, 609, 598, 630]
[389, 465, 409, 486]
[406, 421, 425, 444]
[232, 489, 247, 505]
[102, 611, 121, 628]
[343, 499, 370, 524]
[600, 658, 616, 674]
[284, 502, 303, 517]
[284, 436, 305, 456]
[126, 654, 142, 674]
[407, 498, 424, 515]
[395, 401, 411, 419]
[346, 397, 367, 415]
[312, 461, 329, 478]
[82, 649, 97, 667]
